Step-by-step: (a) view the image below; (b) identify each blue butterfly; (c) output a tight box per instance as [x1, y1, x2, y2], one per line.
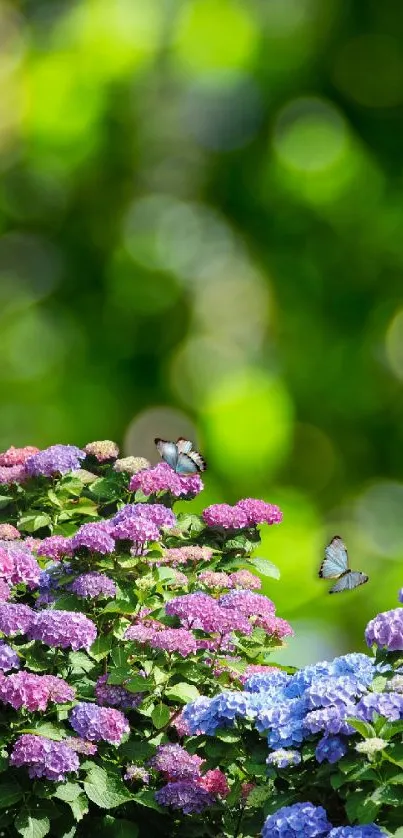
[154, 438, 206, 475]
[319, 536, 368, 594]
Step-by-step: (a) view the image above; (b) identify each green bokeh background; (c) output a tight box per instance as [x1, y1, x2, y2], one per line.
[1, 0, 403, 664]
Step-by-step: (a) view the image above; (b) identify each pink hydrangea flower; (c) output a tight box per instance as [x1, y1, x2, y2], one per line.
[129, 462, 203, 498]
[0, 465, 27, 485]
[0, 525, 20, 541]
[198, 571, 232, 589]
[235, 498, 283, 526]
[198, 769, 230, 798]
[0, 446, 39, 466]
[0, 672, 75, 711]
[37, 536, 73, 561]
[230, 570, 261, 590]
[152, 628, 197, 657]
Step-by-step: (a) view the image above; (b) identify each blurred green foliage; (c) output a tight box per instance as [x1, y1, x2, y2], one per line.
[1, 0, 403, 660]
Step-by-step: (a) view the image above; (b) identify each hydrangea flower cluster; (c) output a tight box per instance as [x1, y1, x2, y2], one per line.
[0, 603, 35, 635]
[95, 674, 143, 710]
[129, 462, 203, 498]
[71, 572, 116, 599]
[10, 734, 79, 781]
[365, 607, 403, 651]
[69, 702, 130, 744]
[154, 545, 213, 566]
[0, 640, 20, 671]
[203, 498, 283, 529]
[28, 609, 97, 650]
[25, 445, 86, 477]
[0, 671, 75, 710]
[84, 439, 119, 461]
[0, 446, 40, 467]
[114, 456, 151, 474]
[71, 521, 116, 554]
[37, 535, 73, 560]
[0, 524, 20, 540]
[262, 802, 332, 838]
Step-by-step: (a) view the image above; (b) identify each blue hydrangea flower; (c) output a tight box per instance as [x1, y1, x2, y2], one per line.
[315, 735, 348, 764]
[244, 670, 291, 694]
[257, 697, 308, 747]
[262, 802, 332, 837]
[305, 675, 367, 711]
[328, 827, 386, 837]
[305, 704, 356, 736]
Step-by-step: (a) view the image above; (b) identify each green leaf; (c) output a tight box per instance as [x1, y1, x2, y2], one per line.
[0, 496, 12, 509]
[379, 721, 403, 741]
[84, 767, 132, 810]
[151, 703, 170, 729]
[53, 783, 83, 803]
[123, 676, 152, 694]
[371, 784, 402, 806]
[18, 514, 51, 533]
[68, 652, 95, 675]
[14, 812, 50, 838]
[22, 722, 64, 741]
[111, 647, 129, 668]
[68, 795, 89, 822]
[371, 675, 388, 693]
[102, 601, 138, 615]
[89, 635, 113, 662]
[345, 791, 380, 824]
[247, 557, 280, 579]
[175, 513, 205, 536]
[245, 786, 271, 808]
[164, 682, 200, 704]
[107, 668, 131, 685]
[215, 730, 240, 743]
[132, 789, 163, 812]
[346, 718, 376, 738]
[101, 816, 138, 838]
[0, 779, 23, 808]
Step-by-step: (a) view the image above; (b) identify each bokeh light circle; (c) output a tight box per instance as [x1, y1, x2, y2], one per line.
[273, 97, 348, 173]
[356, 481, 403, 557]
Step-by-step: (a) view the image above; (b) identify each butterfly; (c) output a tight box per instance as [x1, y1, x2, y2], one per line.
[154, 438, 206, 475]
[319, 536, 368, 594]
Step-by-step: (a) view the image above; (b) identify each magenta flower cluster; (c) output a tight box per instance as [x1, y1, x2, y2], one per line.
[203, 498, 282, 529]
[129, 462, 203, 498]
[37, 535, 73, 560]
[0, 671, 75, 711]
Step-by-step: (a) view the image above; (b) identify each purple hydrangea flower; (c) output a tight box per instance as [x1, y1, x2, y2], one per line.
[25, 445, 85, 477]
[124, 624, 159, 644]
[0, 580, 10, 601]
[219, 590, 275, 617]
[69, 702, 129, 744]
[262, 802, 332, 838]
[113, 503, 176, 529]
[315, 735, 348, 764]
[10, 734, 79, 781]
[71, 522, 115, 555]
[95, 674, 143, 710]
[155, 781, 214, 814]
[129, 462, 203, 498]
[165, 592, 252, 635]
[0, 465, 27, 485]
[365, 608, 403, 651]
[28, 610, 97, 650]
[328, 828, 386, 837]
[150, 744, 203, 780]
[112, 517, 160, 544]
[0, 603, 35, 636]
[152, 628, 197, 657]
[266, 749, 301, 768]
[84, 440, 119, 461]
[71, 573, 116, 599]
[355, 691, 403, 722]
[235, 498, 283, 526]
[9, 548, 41, 589]
[37, 536, 73, 561]
[0, 672, 75, 711]
[0, 641, 20, 671]
[304, 705, 356, 737]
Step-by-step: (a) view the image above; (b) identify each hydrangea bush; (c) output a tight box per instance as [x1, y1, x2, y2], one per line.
[0, 440, 401, 837]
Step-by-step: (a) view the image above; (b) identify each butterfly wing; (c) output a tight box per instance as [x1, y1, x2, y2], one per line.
[154, 438, 179, 470]
[329, 571, 369, 594]
[319, 536, 349, 579]
[176, 438, 206, 472]
[176, 453, 200, 475]
[176, 438, 193, 455]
